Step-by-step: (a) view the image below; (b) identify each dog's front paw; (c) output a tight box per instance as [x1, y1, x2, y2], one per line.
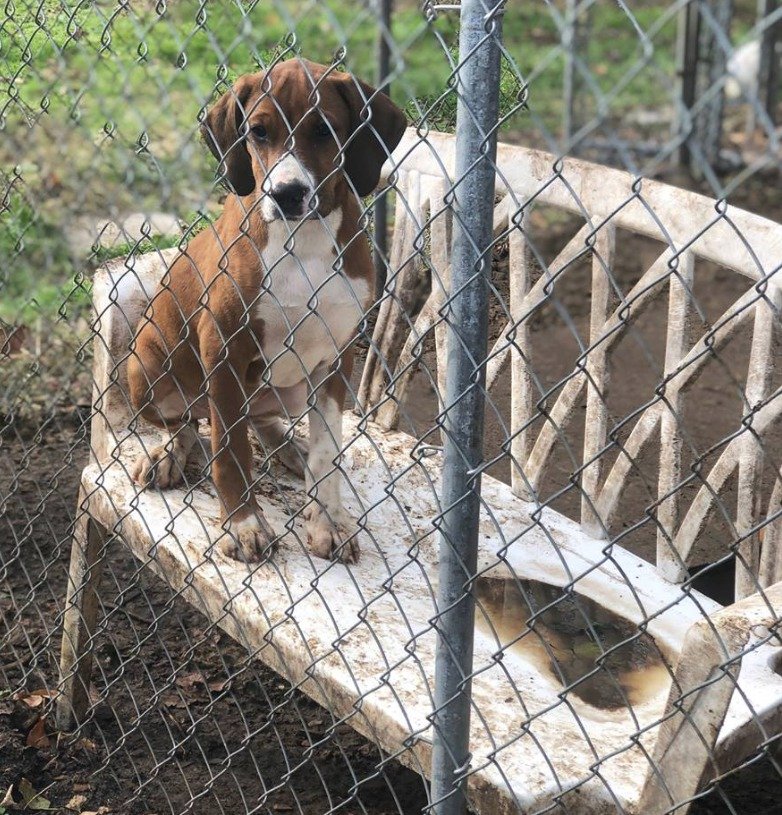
[220, 512, 276, 564]
[304, 504, 359, 564]
[132, 444, 187, 489]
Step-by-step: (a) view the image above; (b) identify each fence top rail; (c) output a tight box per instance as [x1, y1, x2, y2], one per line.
[383, 129, 782, 288]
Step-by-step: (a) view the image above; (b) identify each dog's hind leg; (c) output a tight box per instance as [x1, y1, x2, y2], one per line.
[127, 334, 202, 489]
[132, 420, 199, 489]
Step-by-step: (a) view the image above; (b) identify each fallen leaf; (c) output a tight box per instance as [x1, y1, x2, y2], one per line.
[66, 793, 87, 811]
[26, 717, 50, 749]
[0, 323, 28, 358]
[175, 672, 228, 695]
[1, 785, 17, 808]
[65, 795, 87, 812]
[175, 672, 204, 691]
[17, 778, 51, 810]
[71, 783, 91, 794]
[160, 692, 186, 709]
[14, 689, 56, 708]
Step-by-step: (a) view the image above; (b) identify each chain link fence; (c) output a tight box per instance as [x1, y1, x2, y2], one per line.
[2, 1, 782, 814]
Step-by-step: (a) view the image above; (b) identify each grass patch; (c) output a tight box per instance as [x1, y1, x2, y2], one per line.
[0, 192, 87, 323]
[1, 0, 687, 322]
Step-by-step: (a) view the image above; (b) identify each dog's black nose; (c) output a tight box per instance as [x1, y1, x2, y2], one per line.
[270, 181, 309, 218]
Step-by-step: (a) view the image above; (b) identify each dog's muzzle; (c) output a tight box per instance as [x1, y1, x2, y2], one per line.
[269, 181, 312, 220]
[261, 153, 318, 222]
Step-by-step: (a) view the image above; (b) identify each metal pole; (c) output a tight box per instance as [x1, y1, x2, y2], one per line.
[563, 0, 594, 150]
[430, 1, 503, 814]
[676, 0, 701, 167]
[677, 0, 735, 174]
[758, 0, 780, 127]
[373, 0, 392, 299]
[700, 0, 734, 169]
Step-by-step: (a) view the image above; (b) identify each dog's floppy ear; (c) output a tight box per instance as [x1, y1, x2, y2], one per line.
[335, 75, 407, 198]
[201, 74, 260, 197]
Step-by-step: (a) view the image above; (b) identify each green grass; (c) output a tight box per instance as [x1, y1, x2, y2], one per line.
[0, 0, 686, 324]
[0, 193, 87, 323]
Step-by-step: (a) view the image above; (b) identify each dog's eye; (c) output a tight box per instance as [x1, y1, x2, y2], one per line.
[250, 124, 268, 141]
[313, 120, 332, 140]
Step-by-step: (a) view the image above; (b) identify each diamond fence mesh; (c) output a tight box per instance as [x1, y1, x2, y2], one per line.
[2, 1, 782, 814]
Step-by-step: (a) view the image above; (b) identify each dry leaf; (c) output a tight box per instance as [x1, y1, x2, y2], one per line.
[1, 785, 17, 808]
[174, 672, 204, 691]
[26, 717, 51, 749]
[0, 323, 28, 358]
[66, 793, 87, 810]
[160, 692, 186, 709]
[14, 688, 56, 708]
[17, 777, 51, 810]
[175, 672, 228, 695]
[29, 688, 56, 699]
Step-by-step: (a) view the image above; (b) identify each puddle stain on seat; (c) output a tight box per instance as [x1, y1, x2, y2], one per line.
[475, 575, 674, 710]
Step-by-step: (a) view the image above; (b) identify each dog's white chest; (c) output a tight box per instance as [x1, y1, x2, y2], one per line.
[253, 213, 369, 386]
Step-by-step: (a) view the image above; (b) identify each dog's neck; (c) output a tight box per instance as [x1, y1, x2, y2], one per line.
[263, 208, 344, 261]
[220, 196, 346, 257]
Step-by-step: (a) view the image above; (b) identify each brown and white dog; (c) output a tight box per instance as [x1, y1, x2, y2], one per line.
[127, 59, 406, 564]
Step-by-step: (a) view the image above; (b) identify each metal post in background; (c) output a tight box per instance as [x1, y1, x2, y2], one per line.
[563, 0, 594, 149]
[430, 1, 503, 813]
[677, 0, 735, 175]
[700, 0, 734, 167]
[676, 0, 701, 167]
[373, 0, 393, 299]
[758, 0, 780, 126]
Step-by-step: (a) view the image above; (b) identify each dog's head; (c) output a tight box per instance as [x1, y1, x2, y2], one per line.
[201, 59, 407, 222]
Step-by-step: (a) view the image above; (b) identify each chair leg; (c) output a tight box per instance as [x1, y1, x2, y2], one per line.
[56, 492, 108, 731]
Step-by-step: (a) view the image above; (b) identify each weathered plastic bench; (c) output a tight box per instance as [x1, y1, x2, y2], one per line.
[58, 129, 782, 814]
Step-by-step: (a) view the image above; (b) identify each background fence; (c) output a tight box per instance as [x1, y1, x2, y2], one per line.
[2, 1, 782, 814]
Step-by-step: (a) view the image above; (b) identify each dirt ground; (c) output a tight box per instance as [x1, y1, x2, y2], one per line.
[3, 171, 782, 813]
[1, 421, 431, 814]
[3, 416, 782, 815]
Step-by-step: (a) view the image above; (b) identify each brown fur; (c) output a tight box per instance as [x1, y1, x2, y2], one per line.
[127, 59, 406, 563]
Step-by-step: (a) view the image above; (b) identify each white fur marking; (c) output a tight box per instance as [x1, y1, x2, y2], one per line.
[252, 209, 371, 388]
[260, 153, 317, 222]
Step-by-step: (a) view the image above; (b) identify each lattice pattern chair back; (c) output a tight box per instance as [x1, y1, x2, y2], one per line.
[364, 130, 782, 600]
[57, 130, 782, 815]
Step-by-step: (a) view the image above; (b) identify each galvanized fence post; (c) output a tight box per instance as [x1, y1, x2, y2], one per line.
[677, 0, 735, 174]
[430, 1, 503, 813]
[373, 0, 393, 298]
[758, 0, 780, 126]
[563, 0, 594, 148]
